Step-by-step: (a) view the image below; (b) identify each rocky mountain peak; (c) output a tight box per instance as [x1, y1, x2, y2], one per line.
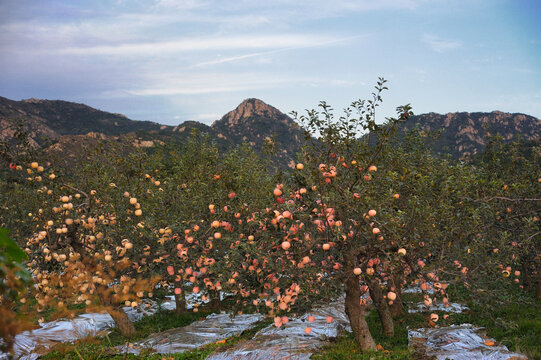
[213, 98, 285, 127]
[209, 98, 304, 168]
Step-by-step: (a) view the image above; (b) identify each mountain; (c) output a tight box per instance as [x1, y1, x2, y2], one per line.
[0, 96, 166, 147]
[401, 111, 540, 158]
[0, 96, 302, 166]
[211, 98, 305, 167]
[1, 95, 539, 164]
[0, 97, 234, 159]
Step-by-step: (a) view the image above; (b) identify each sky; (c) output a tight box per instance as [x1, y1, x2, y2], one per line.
[1, 0, 540, 126]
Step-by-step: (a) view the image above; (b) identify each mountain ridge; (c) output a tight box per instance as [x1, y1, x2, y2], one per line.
[1, 96, 539, 163]
[397, 110, 540, 158]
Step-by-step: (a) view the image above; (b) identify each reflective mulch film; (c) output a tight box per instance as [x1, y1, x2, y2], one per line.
[208, 298, 351, 360]
[409, 324, 527, 360]
[4, 313, 114, 360]
[117, 313, 264, 355]
[2, 297, 178, 360]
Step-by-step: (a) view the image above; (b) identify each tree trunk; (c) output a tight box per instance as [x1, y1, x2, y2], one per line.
[521, 261, 532, 291]
[367, 279, 394, 337]
[107, 307, 136, 337]
[389, 276, 403, 318]
[536, 263, 541, 300]
[97, 285, 136, 337]
[207, 290, 222, 310]
[389, 296, 403, 318]
[175, 291, 188, 314]
[345, 259, 377, 351]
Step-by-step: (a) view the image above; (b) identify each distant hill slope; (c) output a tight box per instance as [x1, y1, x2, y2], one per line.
[0, 96, 166, 146]
[1, 95, 539, 163]
[401, 111, 540, 158]
[0, 96, 232, 157]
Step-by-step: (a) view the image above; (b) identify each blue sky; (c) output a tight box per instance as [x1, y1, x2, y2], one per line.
[1, 0, 540, 125]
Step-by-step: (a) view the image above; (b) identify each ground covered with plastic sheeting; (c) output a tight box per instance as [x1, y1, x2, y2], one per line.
[117, 313, 264, 355]
[2, 313, 114, 360]
[2, 292, 534, 360]
[409, 324, 528, 360]
[208, 298, 351, 360]
[1, 298, 177, 360]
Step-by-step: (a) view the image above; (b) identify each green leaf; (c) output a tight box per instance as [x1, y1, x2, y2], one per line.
[0, 227, 27, 263]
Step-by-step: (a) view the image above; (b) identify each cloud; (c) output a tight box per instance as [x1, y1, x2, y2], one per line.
[123, 71, 365, 97]
[1, 0, 427, 46]
[422, 34, 462, 53]
[1, 0, 407, 59]
[60, 34, 341, 56]
[153, 0, 209, 11]
[306, 0, 429, 12]
[190, 35, 362, 68]
[181, 0, 431, 19]
[191, 51, 281, 68]
[125, 72, 299, 96]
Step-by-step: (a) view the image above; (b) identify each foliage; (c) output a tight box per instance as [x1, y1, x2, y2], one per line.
[0, 227, 31, 353]
[458, 137, 540, 299]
